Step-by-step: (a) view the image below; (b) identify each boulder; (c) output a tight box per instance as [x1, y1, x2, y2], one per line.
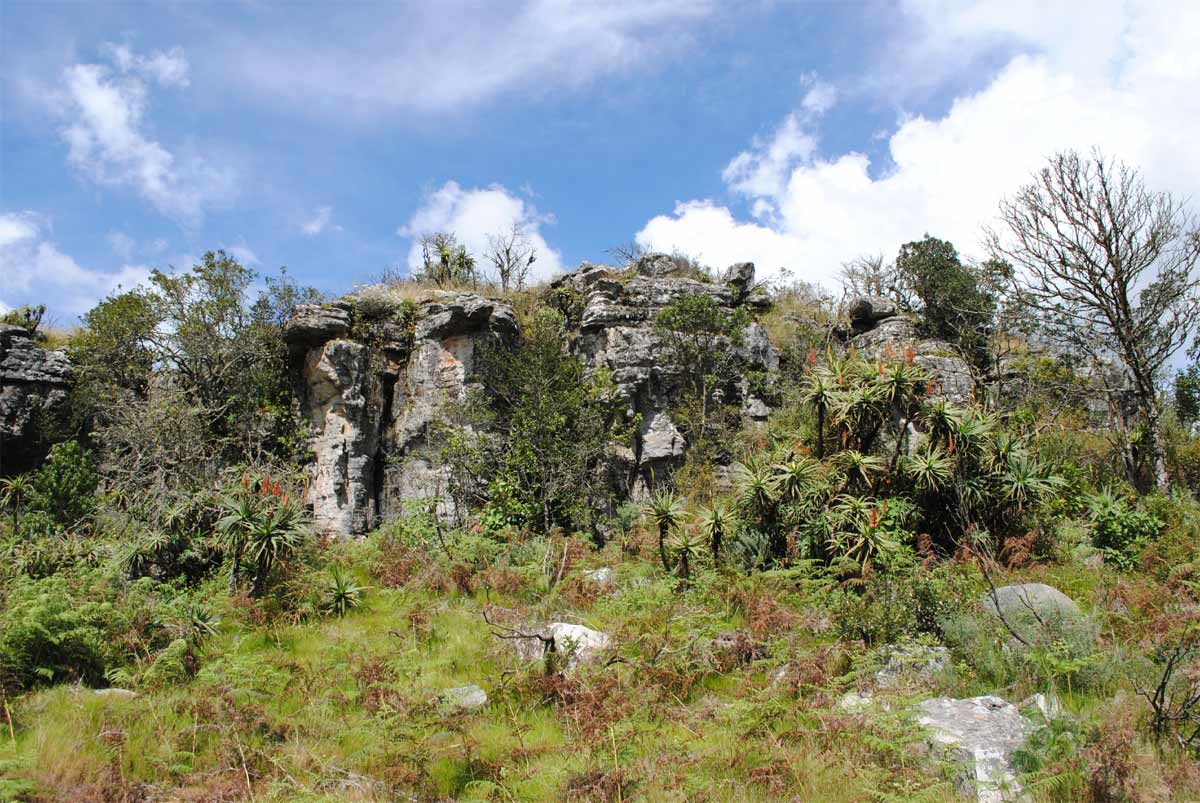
[518, 623, 610, 673]
[632, 252, 683, 277]
[0, 324, 72, 474]
[722, 261, 755, 298]
[440, 684, 488, 710]
[847, 296, 899, 330]
[982, 583, 1082, 622]
[916, 695, 1036, 803]
[584, 567, 615, 587]
[284, 301, 352, 345]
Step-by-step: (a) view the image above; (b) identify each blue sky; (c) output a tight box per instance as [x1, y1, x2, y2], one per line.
[3, 1, 1198, 322]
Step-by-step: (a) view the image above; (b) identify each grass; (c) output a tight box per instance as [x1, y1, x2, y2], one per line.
[5, 515, 1200, 801]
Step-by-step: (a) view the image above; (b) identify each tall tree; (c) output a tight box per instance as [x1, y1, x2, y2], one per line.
[987, 150, 1200, 491]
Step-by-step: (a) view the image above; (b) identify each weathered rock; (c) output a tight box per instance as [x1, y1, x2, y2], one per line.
[981, 583, 1090, 648]
[517, 622, 611, 673]
[0, 325, 71, 474]
[565, 262, 778, 494]
[92, 687, 139, 701]
[584, 567, 615, 587]
[633, 252, 684, 277]
[722, 261, 755, 298]
[288, 292, 517, 536]
[440, 684, 488, 710]
[847, 296, 899, 330]
[916, 695, 1036, 803]
[285, 301, 352, 345]
[852, 317, 975, 405]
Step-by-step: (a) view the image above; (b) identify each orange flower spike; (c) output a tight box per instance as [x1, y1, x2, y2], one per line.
[877, 358, 884, 377]
[260, 474, 271, 497]
[281, 493, 289, 507]
[808, 346, 817, 365]
[926, 381, 936, 395]
[273, 480, 282, 496]
[906, 346, 915, 365]
[870, 508, 879, 529]
[886, 341, 894, 360]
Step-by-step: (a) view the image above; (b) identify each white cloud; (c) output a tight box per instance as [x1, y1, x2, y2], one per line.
[103, 43, 190, 87]
[226, 242, 259, 266]
[0, 212, 39, 248]
[638, 1, 1200, 290]
[0, 212, 150, 318]
[107, 230, 135, 260]
[301, 205, 340, 236]
[398, 181, 563, 281]
[56, 45, 233, 224]
[223, 1, 716, 117]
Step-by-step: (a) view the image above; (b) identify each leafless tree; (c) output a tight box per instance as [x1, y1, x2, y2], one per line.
[839, 253, 916, 310]
[607, 240, 647, 268]
[485, 221, 537, 292]
[986, 150, 1200, 491]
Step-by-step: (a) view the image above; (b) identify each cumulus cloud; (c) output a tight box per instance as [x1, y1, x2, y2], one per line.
[638, 1, 1200, 290]
[56, 44, 233, 224]
[223, 1, 715, 118]
[398, 181, 563, 282]
[107, 230, 135, 260]
[0, 212, 150, 318]
[301, 205, 340, 236]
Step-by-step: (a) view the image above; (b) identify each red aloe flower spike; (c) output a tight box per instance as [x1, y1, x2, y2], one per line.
[906, 346, 915, 365]
[272, 480, 282, 496]
[260, 473, 271, 497]
[870, 508, 878, 529]
[948, 434, 956, 455]
[808, 346, 817, 365]
[886, 342, 894, 360]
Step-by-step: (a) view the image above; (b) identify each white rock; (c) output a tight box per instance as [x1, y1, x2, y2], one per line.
[440, 684, 487, 710]
[584, 567, 615, 587]
[916, 696, 1036, 803]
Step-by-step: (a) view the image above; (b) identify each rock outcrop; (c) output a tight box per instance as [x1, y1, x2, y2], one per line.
[555, 257, 778, 494]
[847, 299, 976, 405]
[287, 291, 517, 536]
[0, 325, 71, 474]
[916, 695, 1036, 803]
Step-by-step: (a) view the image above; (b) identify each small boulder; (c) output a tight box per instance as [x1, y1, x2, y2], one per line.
[722, 262, 755, 297]
[633, 252, 681, 277]
[518, 623, 610, 673]
[847, 296, 899, 330]
[440, 684, 488, 710]
[916, 695, 1036, 803]
[92, 688, 138, 701]
[285, 302, 352, 345]
[981, 583, 1089, 647]
[584, 567, 615, 587]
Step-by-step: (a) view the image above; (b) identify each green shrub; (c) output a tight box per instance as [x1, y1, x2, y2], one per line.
[28, 441, 98, 529]
[1086, 490, 1163, 569]
[0, 577, 106, 691]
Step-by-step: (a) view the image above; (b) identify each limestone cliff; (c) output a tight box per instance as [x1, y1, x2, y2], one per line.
[286, 292, 517, 536]
[0, 324, 71, 474]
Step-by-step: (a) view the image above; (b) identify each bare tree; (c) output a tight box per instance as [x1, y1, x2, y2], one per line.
[839, 253, 916, 310]
[987, 150, 1200, 491]
[607, 240, 647, 268]
[485, 221, 537, 292]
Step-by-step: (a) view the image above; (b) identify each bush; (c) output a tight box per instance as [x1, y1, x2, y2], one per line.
[0, 577, 106, 691]
[28, 440, 98, 529]
[1087, 490, 1163, 569]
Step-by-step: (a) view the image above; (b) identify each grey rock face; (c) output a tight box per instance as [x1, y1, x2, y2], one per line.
[440, 684, 488, 710]
[516, 622, 611, 674]
[851, 315, 976, 406]
[847, 296, 899, 330]
[916, 695, 1036, 803]
[0, 325, 71, 474]
[565, 262, 778, 493]
[981, 583, 1090, 648]
[287, 291, 517, 536]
